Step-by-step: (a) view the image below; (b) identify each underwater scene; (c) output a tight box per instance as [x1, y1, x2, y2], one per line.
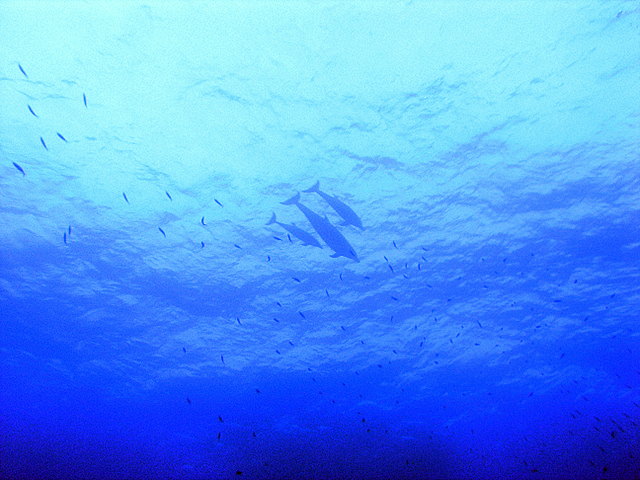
[1, 2, 639, 479]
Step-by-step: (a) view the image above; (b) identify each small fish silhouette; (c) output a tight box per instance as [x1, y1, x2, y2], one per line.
[12, 162, 25, 176]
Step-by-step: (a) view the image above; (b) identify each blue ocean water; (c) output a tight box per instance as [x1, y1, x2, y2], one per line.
[1, 2, 639, 479]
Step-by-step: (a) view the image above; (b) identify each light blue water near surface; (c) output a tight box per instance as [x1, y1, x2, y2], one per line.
[1, 2, 639, 479]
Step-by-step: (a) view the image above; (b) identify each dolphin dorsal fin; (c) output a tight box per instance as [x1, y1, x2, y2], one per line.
[303, 181, 320, 193]
[281, 192, 301, 205]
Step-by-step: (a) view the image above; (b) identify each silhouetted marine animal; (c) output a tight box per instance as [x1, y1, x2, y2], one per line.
[303, 181, 363, 229]
[266, 212, 322, 248]
[282, 193, 358, 262]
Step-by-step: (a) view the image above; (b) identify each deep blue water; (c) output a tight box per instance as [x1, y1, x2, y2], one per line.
[1, 2, 639, 479]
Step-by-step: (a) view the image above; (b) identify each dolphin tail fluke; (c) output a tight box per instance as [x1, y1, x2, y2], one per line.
[281, 192, 300, 205]
[303, 181, 320, 193]
[266, 212, 277, 225]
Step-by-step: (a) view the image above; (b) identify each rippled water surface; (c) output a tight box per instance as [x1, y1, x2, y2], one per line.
[1, 2, 639, 479]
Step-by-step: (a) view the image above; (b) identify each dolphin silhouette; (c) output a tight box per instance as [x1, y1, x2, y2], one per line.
[282, 193, 358, 262]
[266, 213, 322, 248]
[303, 181, 363, 230]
